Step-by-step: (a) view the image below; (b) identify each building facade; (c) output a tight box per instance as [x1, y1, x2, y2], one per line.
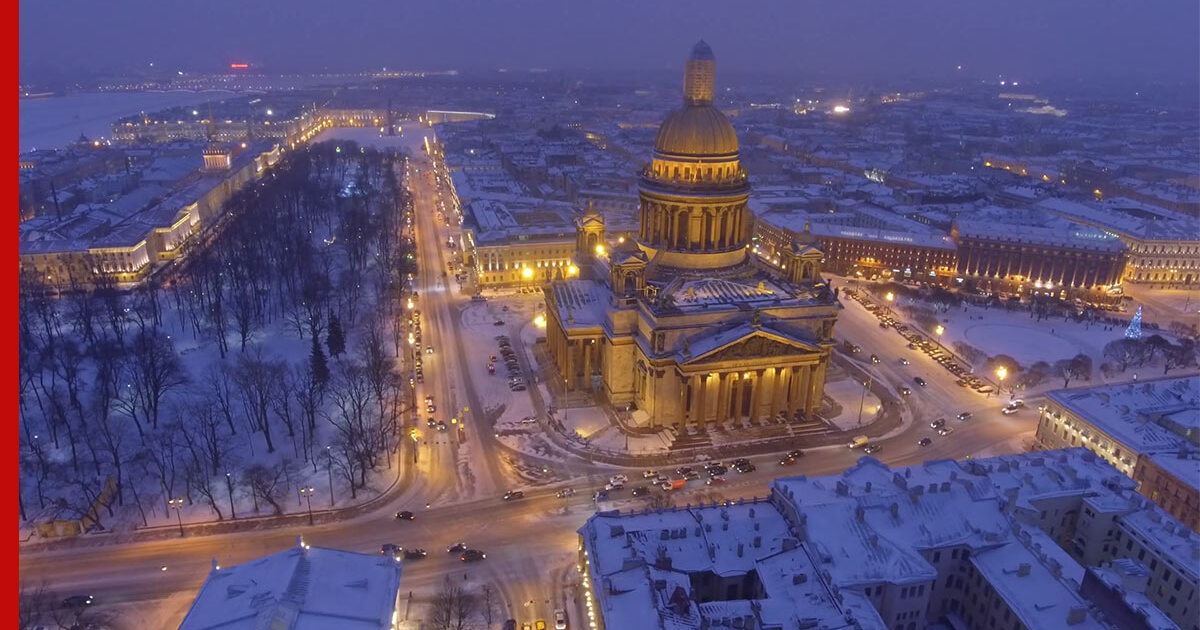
[952, 220, 1127, 293]
[544, 43, 840, 428]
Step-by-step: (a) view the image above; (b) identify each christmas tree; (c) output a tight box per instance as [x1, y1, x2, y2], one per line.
[1125, 305, 1143, 340]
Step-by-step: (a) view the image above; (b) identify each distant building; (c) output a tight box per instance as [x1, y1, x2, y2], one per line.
[580, 448, 1196, 630]
[1036, 376, 1199, 532]
[460, 197, 579, 288]
[177, 540, 402, 630]
[18, 142, 281, 287]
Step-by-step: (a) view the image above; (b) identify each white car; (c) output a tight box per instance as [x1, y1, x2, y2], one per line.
[555, 610, 567, 630]
[610, 474, 629, 484]
[1001, 406, 1020, 415]
[519, 416, 538, 424]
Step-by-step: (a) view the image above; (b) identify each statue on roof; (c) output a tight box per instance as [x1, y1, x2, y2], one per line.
[751, 309, 762, 327]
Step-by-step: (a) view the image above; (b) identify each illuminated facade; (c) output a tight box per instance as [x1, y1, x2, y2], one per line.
[952, 220, 1127, 293]
[544, 43, 840, 428]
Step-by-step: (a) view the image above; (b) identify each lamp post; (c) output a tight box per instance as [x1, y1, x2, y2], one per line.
[325, 446, 335, 507]
[933, 324, 946, 355]
[995, 366, 1008, 399]
[856, 377, 872, 426]
[885, 291, 894, 317]
[299, 486, 315, 525]
[168, 498, 185, 537]
[225, 472, 236, 520]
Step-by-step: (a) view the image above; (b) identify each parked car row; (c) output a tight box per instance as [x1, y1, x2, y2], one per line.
[494, 335, 527, 391]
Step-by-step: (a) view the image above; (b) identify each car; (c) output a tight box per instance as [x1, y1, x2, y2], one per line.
[494, 319, 505, 326]
[682, 470, 700, 480]
[460, 549, 487, 562]
[870, 354, 881, 364]
[403, 548, 428, 559]
[675, 467, 694, 476]
[930, 418, 945, 429]
[447, 542, 468, 553]
[879, 321, 889, 329]
[396, 510, 415, 520]
[1007, 399, 1026, 408]
[898, 358, 910, 366]
[555, 609, 568, 630]
[907, 342, 918, 349]
[502, 305, 509, 312]
[381, 543, 402, 556]
[653, 474, 670, 485]
[957, 412, 972, 421]
[706, 476, 727, 485]
[555, 488, 576, 498]
[899, 386, 912, 396]
[520, 416, 538, 425]
[605, 481, 624, 491]
[503, 490, 525, 501]
[521, 623, 532, 630]
[610, 474, 629, 484]
[62, 595, 94, 608]
[427, 403, 437, 413]
[487, 363, 496, 374]
[778, 456, 798, 467]
[731, 458, 750, 467]
[593, 490, 609, 502]
[427, 418, 437, 428]
[437, 421, 448, 431]
[510, 384, 527, 391]
[426, 345, 434, 354]
[424, 395, 434, 404]
[917, 437, 933, 447]
[536, 621, 547, 630]
[786, 449, 805, 459]
[734, 462, 757, 473]
[937, 426, 954, 436]
[914, 377, 927, 387]
[706, 465, 727, 477]
[862, 444, 883, 455]
[1002, 406, 1020, 415]
[631, 486, 650, 497]
[642, 469, 659, 479]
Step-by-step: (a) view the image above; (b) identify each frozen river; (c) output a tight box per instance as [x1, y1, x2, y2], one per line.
[18, 91, 226, 152]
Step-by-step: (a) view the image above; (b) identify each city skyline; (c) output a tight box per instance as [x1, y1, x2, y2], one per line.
[18, 0, 1200, 85]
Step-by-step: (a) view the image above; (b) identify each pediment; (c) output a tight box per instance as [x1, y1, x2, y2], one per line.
[687, 331, 818, 364]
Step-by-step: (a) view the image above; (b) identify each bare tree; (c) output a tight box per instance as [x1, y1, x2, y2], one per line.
[480, 583, 501, 629]
[429, 577, 480, 630]
[116, 329, 188, 431]
[244, 463, 287, 515]
[233, 348, 286, 453]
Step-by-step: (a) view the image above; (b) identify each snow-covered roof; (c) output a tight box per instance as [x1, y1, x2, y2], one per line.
[177, 543, 401, 630]
[1045, 376, 1198, 455]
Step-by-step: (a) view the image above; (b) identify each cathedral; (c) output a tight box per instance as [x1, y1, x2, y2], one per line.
[544, 42, 841, 428]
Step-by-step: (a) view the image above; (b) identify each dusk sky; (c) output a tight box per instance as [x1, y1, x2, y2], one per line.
[19, 0, 1200, 83]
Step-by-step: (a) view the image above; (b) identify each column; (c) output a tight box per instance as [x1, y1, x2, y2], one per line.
[730, 374, 744, 421]
[783, 367, 798, 418]
[690, 211, 702, 251]
[688, 375, 702, 422]
[748, 370, 764, 422]
[696, 375, 707, 424]
[703, 210, 714, 251]
[766, 368, 780, 421]
[583, 340, 593, 391]
[715, 373, 729, 422]
[807, 361, 826, 416]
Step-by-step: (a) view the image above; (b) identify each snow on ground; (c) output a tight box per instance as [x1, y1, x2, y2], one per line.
[587, 427, 672, 454]
[559, 406, 609, 439]
[310, 126, 429, 154]
[936, 303, 1123, 367]
[822, 376, 883, 432]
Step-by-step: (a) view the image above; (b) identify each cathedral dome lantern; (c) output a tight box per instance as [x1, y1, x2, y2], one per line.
[638, 42, 750, 272]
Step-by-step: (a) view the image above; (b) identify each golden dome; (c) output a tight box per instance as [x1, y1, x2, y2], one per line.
[653, 105, 739, 158]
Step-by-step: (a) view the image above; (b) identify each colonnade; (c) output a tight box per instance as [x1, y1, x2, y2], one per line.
[639, 201, 747, 252]
[682, 362, 825, 424]
[546, 319, 602, 391]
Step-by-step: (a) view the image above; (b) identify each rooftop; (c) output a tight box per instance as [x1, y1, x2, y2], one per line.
[177, 543, 401, 630]
[1045, 376, 1198, 455]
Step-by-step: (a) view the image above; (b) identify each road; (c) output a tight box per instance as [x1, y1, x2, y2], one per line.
[19, 147, 1038, 629]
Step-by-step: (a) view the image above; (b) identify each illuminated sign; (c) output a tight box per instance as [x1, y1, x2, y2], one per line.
[230, 63, 249, 69]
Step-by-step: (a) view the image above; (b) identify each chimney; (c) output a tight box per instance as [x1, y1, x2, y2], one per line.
[1067, 606, 1088, 625]
[1017, 563, 1031, 577]
[836, 480, 849, 496]
[864, 481, 872, 493]
[855, 506, 865, 522]
[737, 543, 744, 557]
[889, 503, 899, 518]
[753, 536, 762, 548]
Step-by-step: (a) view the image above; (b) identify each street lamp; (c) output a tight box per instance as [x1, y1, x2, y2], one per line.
[168, 498, 185, 537]
[326, 446, 335, 507]
[885, 292, 894, 317]
[225, 472, 236, 520]
[299, 487, 315, 525]
[995, 365, 1008, 398]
